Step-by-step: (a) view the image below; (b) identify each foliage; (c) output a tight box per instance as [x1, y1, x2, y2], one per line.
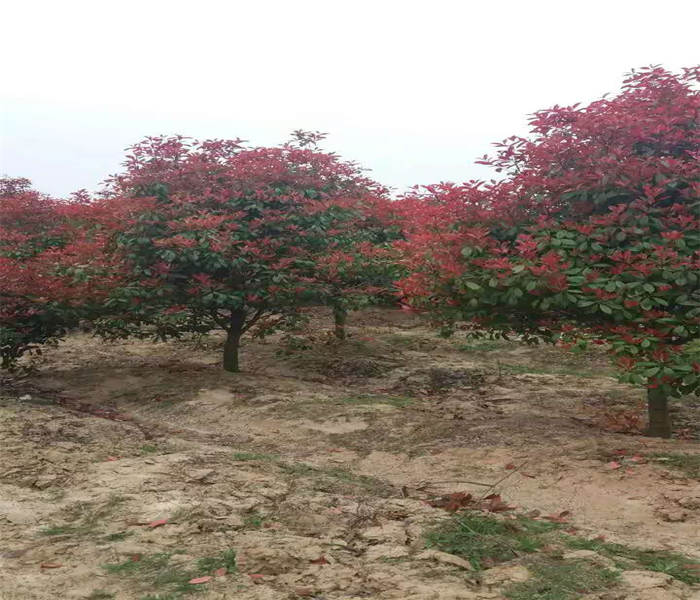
[99, 134, 396, 370]
[0, 178, 142, 368]
[398, 67, 700, 405]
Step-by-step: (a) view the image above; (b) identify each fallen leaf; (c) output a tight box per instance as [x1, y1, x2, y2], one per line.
[106, 456, 120, 462]
[189, 576, 212, 584]
[213, 567, 227, 577]
[147, 519, 168, 528]
[295, 587, 315, 597]
[429, 491, 474, 512]
[544, 510, 571, 523]
[310, 555, 329, 565]
[248, 573, 264, 580]
[607, 461, 622, 470]
[483, 494, 514, 512]
[629, 455, 646, 463]
[40, 562, 62, 569]
[504, 463, 516, 470]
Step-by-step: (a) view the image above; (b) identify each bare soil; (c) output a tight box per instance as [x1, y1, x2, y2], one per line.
[1, 308, 698, 599]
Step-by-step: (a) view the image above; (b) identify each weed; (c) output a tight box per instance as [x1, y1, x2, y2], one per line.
[506, 557, 619, 600]
[140, 444, 159, 455]
[277, 460, 392, 496]
[40, 494, 126, 538]
[649, 453, 700, 480]
[102, 549, 236, 598]
[565, 537, 700, 585]
[104, 531, 133, 542]
[425, 512, 561, 570]
[242, 511, 266, 529]
[85, 591, 115, 600]
[232, 452, 277, 462]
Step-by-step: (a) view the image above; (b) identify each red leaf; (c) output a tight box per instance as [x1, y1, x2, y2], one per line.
[607, 461, 622, 470]
[189, 576, 212, 584]
[310, 555, 329, 565]
[106, 456, 120, 462]
[504, 463, 516, 470]
[147, 519, 168, 528]
[40, 562, 62, 569]
[484, 494, 514, 512]
[213, 567, 227, 577]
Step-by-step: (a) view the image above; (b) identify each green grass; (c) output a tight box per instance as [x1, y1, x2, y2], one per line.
[242, 511, 266, 529]
[506, 557, 619, 600]
[565, 537, 700, 585]
[339, 394, 414, 408]
[649, 453, 700, 480]
[140, 444, 159, 455]
[85, 591, 115, 600]
[232, 452, 277, 462]
[40, 494, 126, 538]
[104, 531, 133, 542]
[277, 461, 393, 496]
[457, 340, 511, 352]
[102, 549, 236, 598]
[425, 511, 699, 600]
[425, 513, 562, 571]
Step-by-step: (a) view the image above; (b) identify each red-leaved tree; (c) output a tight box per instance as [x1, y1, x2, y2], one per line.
[100, 134, 393, 371]
[398, 66, 700, 437]
[0, 178, 143, 368]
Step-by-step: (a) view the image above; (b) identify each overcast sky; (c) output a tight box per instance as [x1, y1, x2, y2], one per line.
[2, 0, 698, 198]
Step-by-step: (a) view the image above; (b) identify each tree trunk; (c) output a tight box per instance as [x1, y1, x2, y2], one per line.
[333, 305, 347, 340]
[647, 386, 672, 438]
[223, 309, 245, 373]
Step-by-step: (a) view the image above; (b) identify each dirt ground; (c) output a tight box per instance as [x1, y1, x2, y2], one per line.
[1, 307, 698, 600]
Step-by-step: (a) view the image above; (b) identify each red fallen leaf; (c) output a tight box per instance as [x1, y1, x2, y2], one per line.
[40, 562, 62, 569]
[427, 491, 473, 512]
[607, 461, 622, 470]
[310, 555, 329, 565]
[189, 576, 212, 584]
[147, 519, 168, 528]
[484, 494, 514, 512]
[594, 535, 606, 541]
[248, 573, 264, 584]
[504, 463, 516, 470]
[629, 455, 646, 463]
[613, 449, 628, 456]
[106, 456, 120, 462]
[130, 554, 142, 562]
[329, 448, 343, 453]
[544, 510, 571, 523]
[213, 567, 227, 577]
[295, 588, 315, 597]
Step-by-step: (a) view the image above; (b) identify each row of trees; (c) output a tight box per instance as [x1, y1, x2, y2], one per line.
[2, 67, 698, 437]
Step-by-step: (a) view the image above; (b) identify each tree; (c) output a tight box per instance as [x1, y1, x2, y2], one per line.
[398, 66, 700, 437]
[101, 134, 391, 371]
[0, 179, 136, 368]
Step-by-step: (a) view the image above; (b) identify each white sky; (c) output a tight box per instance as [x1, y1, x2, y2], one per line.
[2, 0, 698, 197]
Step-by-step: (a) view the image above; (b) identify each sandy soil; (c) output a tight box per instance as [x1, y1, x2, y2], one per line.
[1, 308, 698, 599]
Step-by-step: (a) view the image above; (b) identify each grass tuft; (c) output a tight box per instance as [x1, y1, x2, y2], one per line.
[506, 557, 618, 600]
[103, 549, 236, 598]
[649, 453, 700, 480]
[565, 537, 699, 585]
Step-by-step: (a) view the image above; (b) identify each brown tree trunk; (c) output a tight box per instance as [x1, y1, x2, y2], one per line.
[223, 309, 245, 373]
[333, 305, 347, 340]
[647, 386, 671, 438]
